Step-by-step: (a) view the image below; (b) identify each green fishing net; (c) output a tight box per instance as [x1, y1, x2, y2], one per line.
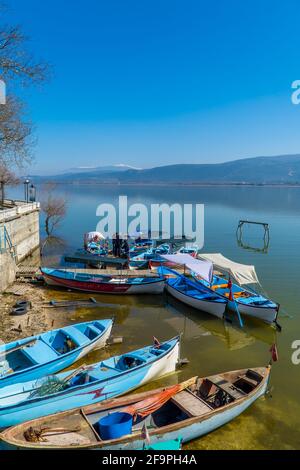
[29, 375, 69, 398]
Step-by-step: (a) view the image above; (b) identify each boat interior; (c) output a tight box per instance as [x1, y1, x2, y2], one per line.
[168, 275, 224, 302]
[0, 323, 103, 377]
[197, 275, 275, 307]
[16, 368, 265, 447]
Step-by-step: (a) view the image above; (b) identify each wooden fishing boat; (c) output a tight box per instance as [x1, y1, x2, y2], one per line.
[196, 254, 280, 326]
[0, 336, 180, 429]
[160, 253, 280, 327]
[41, 268, 165, 294]
[129, 244, 171, 270]
[199, 274, 280, 325]
[149, 246, 197, 270]
[161, 266, 227, 318]
[0, 320, 113, 388]
[0, 365, 270, 449]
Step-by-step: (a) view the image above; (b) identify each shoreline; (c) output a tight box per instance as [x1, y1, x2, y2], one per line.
[0, 283, 74, 344]
[32, 182, 300, 188]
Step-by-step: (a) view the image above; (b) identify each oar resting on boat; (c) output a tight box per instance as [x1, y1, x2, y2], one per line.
[0, 319, 113, 388]
[0, 365, 271, 450]
[0, 336, 181, 429]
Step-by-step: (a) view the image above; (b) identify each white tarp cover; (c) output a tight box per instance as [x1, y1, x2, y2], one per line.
[84, 231, 105, 242]
[199, 253, 260, 285]
[161, 254, 213, 283]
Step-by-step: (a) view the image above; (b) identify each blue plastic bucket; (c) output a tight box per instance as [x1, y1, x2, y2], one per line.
[98, 412, 133, 440]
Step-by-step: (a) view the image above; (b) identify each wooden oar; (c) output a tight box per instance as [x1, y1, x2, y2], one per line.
[232, 299, 244, 328]
[0, 338, 37, 360]
[62, 364, 89, 384]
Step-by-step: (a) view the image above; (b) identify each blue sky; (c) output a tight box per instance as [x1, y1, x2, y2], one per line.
[6, 0, 300, 173]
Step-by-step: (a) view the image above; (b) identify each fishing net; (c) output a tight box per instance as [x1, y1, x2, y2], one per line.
[29, 375, 69, 398]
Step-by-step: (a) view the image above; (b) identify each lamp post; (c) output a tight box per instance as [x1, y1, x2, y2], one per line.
[29, 184, 36, 202]
[24, 179, 30, 203]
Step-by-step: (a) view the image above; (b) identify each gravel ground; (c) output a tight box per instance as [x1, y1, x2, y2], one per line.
[0, 283, 53, 344]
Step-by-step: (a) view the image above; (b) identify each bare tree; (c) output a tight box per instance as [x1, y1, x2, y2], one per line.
[0, 162, 19, 206]
[0, 23, 48, 87]
[0, 96, 34, 168]
[40, 183, 67, 237]
[0, 6, 49, 170]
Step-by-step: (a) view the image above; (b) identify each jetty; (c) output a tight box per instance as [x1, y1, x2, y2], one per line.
[64, 251, 128, 268]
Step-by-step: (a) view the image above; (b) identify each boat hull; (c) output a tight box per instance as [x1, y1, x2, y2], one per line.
[0, 320, 113, 388]
[0, 366, 269, 450]
[102, 374, 268, 450]
[165, 283, 226, 319]
[228, 300, 278, 324]
[0, 338, 179, 429]
[42, 271, 165, 295]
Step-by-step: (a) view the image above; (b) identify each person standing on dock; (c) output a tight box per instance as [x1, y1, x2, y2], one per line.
[115, 232, 121, 257]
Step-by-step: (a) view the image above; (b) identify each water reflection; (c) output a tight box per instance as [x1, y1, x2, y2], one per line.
[166, 295, 277, 351]
[236, 220, 270, 254]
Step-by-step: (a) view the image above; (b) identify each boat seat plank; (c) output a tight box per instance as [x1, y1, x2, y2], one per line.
[171, 390, 211, 417]
[62, 326, 90, 346]
[208, 375, 246, 400]
[22, 340, 58, 364]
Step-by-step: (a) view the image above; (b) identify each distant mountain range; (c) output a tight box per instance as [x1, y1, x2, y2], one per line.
[31, 155, 300, 185]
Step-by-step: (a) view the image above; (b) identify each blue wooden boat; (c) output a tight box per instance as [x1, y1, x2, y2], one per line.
[159, 266, 227, 318]
[195, 254, 280, 326]
[0, 320, 113, 389]
[0, 365, 270, 449]
[129, 244, 171, 270]
[86, 242, 108, 256]
[0, 336, 180, 428]
[41, 268, 165, 294]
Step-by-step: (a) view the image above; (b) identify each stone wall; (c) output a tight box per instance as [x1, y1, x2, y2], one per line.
[0, 201, 40, 292]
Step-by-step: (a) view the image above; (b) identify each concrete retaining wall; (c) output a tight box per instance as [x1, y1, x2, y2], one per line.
[0, 201, 40, 292]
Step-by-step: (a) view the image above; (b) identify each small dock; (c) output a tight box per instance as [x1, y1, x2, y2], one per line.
[14, 266, 162, 282]
[64, 251, 128, 268]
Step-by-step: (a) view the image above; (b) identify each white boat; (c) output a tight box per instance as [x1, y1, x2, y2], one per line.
[160, 266, 227, 318]
[198, 254, 280, 327]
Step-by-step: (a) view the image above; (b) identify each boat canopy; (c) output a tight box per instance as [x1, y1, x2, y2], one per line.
[84, 231, 105, 242]
[161, 254, 213, 283]
[199, 253, 259, 285]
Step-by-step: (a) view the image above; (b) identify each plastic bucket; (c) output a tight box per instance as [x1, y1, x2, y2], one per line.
[98, 412, 133, 440]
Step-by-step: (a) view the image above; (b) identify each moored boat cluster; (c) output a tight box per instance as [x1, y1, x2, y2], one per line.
[0, 235, 280, 450]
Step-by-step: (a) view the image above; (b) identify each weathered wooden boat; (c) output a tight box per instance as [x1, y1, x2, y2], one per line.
[160, 266, 227, 318]
[0, 336, 180, 429]
[41, 268, 165, 294]
[197, 254, 280, 326]
[0, 320, 113, 388]
[0, 365, 270, 449]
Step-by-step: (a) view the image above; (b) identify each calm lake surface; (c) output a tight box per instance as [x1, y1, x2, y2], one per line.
[9, 185, 300, 449]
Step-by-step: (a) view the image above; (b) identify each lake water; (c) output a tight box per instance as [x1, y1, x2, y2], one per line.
[8, 185, 300, 449]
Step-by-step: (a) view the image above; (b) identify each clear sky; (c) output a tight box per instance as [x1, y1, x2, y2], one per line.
[6, 0, 300, 173]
